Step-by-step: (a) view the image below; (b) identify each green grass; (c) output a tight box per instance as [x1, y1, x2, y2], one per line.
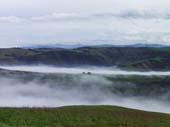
[149, 47, 170, 52]
[120, 56, 170, 71]
[0, 106, 169, 127]
[106, 75, 167, 83]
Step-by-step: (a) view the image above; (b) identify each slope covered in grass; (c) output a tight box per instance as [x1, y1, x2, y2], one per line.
[0, 106, 169, 127]
[0, 47, 170, 70]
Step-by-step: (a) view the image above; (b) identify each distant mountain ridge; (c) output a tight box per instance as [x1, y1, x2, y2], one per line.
[22, 43, 169, 49]
[22, 44, 86, 49]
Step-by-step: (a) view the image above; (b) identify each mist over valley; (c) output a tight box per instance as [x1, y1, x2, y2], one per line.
[0, 66, 169, 114]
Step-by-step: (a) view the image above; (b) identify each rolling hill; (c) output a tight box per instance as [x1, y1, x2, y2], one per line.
[0, 106, 169, 127]
[0, 47, 170, 70]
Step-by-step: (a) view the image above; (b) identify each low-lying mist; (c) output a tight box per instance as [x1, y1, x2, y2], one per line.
[0, 67, 169, 114]
[1, 65, 170, 76]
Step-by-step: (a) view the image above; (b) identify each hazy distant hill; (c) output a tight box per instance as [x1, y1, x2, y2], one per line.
[22, 43, 168, 49]
[23, 44, 86, 49]
[91, 44, 168, 48]
[0, 46, 170, 71]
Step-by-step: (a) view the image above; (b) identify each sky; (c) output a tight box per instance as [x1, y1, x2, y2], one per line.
[0, 0, 170, 47]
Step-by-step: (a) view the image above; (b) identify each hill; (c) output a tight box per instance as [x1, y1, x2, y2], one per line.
[0, 47, 170, 70]
[0, 106, 169, 127]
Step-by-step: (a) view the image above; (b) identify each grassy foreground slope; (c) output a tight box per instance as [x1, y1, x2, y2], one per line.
[0, 106, 170, 127]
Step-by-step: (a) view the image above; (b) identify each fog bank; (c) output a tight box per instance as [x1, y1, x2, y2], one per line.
[1, 66, 170, 76]
[0, 73, 170, 114]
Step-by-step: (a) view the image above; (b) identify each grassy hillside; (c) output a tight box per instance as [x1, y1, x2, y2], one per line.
[0, 106, 169, 127]
[0, 47, 170, 70]
[121, 57, 170, 71]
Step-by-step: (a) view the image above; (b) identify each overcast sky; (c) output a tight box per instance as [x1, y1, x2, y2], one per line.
[0, 0, 170, 47]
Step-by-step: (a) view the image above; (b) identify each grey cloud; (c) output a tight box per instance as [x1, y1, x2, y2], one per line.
[1, 10, 170, 24]
[0, 9, 170, 47]
[116, 10, 170, 19]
